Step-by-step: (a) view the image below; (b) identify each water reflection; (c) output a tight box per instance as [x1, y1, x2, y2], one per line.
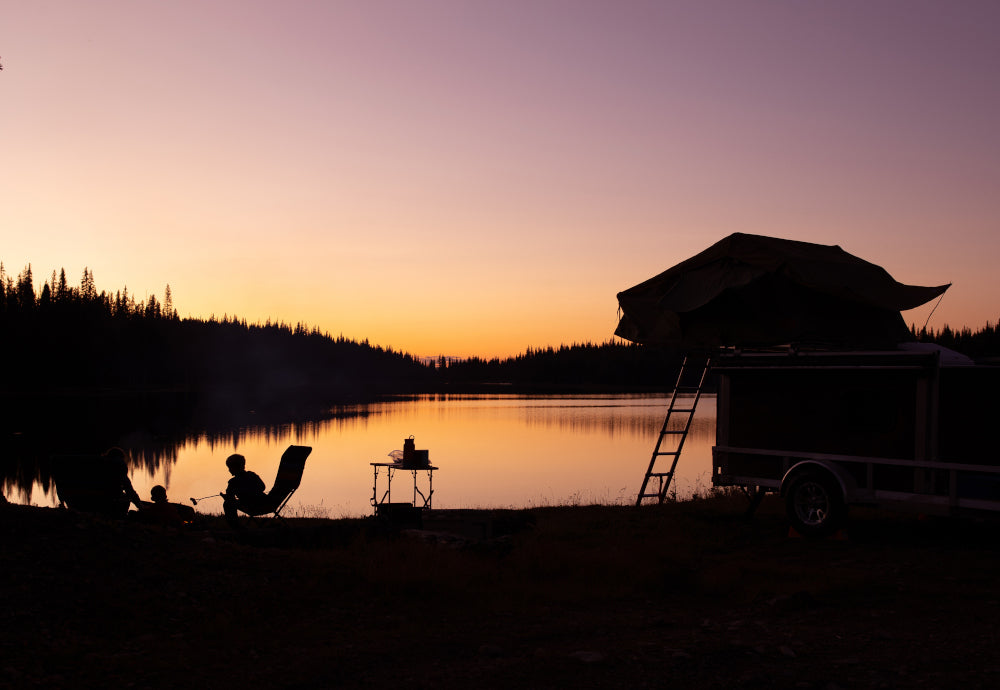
[2, 394, 717, 516]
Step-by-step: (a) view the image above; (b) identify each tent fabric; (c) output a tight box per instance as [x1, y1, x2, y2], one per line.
[615, 233, 950, 349]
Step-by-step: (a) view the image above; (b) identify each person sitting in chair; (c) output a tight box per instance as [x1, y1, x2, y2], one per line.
[52, 447, 142, 518]
[221, 453, 267, 528]
[107, 447, 143, 517]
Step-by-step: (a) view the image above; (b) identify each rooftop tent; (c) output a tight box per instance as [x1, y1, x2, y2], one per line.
[615, 233, 950, 349]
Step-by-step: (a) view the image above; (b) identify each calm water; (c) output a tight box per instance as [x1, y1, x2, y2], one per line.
[19, 394, 717, 518]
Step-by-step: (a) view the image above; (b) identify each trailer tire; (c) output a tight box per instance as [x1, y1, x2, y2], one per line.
[785, 470, 846, 539]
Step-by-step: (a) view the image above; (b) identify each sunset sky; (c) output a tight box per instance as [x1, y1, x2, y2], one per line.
[2, 1, 998, 358]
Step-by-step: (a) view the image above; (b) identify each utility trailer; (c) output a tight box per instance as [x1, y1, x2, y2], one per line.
[711, 345, 1000, 537]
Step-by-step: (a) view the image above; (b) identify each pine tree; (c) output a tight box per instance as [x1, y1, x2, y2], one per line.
[57, 268, 69, 302]
[145, 294, 161, 319]
[81, 267, 96, 301]
[16, 265, 35, 308]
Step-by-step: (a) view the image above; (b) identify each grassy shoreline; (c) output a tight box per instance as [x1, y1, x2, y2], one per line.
[4, 495, 1000, 688]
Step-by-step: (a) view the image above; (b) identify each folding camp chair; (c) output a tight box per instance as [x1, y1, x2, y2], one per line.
[239, 445, 312, 524]
[51, 453, 134, 519]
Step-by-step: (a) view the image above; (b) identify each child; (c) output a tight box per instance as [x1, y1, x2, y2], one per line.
[141, 485, 196, 526]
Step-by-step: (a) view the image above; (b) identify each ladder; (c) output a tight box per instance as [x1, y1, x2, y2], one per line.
[635, 353, 712, 505]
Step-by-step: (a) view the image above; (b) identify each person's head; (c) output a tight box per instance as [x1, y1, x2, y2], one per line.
[151, 485, 167, 503]
[225, 453, 246, 475]
[104, 447, 128, 474]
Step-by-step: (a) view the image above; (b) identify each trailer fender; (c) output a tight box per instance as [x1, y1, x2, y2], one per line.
[780, 460, 857, 501]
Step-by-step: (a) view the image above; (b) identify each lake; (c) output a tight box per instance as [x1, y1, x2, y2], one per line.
[13, 393, 717, 517]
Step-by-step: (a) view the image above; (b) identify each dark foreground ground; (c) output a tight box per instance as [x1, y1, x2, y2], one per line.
[3, 495, 999, 689]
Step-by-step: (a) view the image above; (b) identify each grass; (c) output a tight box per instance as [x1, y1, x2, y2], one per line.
[283, 501, 334, 519]
[5, 494, 1000, 688]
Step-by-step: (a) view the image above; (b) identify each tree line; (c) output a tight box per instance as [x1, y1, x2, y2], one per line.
[1, 263, 177, 320]
[0, 264, 434, 417]
[2, 263, 997, 412]
[436, 341, 687, 390]
[912, 321, 1000, 360]
[0, 263, 686, 402]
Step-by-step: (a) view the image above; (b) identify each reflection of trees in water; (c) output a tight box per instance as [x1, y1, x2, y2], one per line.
[353, 394, 719, 443]
[183, 404, 387, 451]
[0, 439, 54, 503]
[520, 397, 716, 443]
[2, 394, 719, 502]
[0, 397, 376, 503]
[1, 389, 199, 501]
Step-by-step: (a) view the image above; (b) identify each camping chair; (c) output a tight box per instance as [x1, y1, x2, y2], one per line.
[239, 445, 312, 524]
[51, 453, 133, 519]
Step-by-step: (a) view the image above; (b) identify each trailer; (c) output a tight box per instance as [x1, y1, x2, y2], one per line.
[711, 344, 1000, 537]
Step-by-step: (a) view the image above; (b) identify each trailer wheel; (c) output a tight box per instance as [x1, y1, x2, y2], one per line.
[785, 470, 846, 539]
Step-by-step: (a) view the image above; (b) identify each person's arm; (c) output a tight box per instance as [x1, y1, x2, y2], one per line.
[123, 477, 142, 509]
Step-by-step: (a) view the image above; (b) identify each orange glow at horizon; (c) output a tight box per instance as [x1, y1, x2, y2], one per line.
[2, 2, 998, 359]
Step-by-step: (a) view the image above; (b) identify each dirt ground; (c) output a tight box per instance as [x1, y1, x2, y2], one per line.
[3, 495, 1000, 689]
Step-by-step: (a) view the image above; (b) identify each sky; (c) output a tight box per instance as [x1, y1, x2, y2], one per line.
[2, 1, 998, 359]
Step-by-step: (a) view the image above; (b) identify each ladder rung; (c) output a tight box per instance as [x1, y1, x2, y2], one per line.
[647, 472, 673, 478]
[659, 430, 686, 435]
[654, 451, 680, 457]
[668, 408, 695, 413]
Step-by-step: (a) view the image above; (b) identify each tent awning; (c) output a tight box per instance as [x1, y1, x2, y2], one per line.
[615, 233, 950, 349]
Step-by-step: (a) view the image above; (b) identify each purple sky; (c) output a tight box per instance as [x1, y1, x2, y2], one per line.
[2, 1, 998, 356]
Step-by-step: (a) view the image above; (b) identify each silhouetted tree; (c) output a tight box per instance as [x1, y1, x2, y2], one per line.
[16, 265, 34, 309]
[145, 295, 161, 319]
[917, 318, 1000, 360]
[57, 268, 69, 302]
[80, 267, 96, 301]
